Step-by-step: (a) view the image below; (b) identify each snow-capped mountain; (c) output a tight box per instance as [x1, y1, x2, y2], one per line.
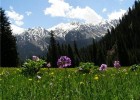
[48, 20, 118, 40]
[16, 20, 119, 61]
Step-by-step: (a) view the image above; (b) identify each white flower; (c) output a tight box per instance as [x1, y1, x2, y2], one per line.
[37, 75, 41, 79]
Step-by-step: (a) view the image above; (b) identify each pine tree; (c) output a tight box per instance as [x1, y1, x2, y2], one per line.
[57, 42, 62, 57]
[73, 41, 80, 60]
[47, 31, 58, 68]
[67, 44, 75, 67]
[92, 39, 97, 64]
[0, 8, 19, 67]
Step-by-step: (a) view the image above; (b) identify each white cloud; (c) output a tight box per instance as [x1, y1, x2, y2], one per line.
[102, 8, 107, 13]
[6, 9, 24, 21]
[15, 21, 24, 26]
[44, 0, 72, 17]
[25, 11, 32, 16]
[67, 6, 102, 24]
[108, 9, 126, 20]
[6, 6, 24, 26]
[44, 0, 102, 24]
[6, 7, 25, 34]
[11, 24, 25, 35]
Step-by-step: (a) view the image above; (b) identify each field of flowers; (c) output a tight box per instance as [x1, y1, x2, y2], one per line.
[0, 66, 140, 100]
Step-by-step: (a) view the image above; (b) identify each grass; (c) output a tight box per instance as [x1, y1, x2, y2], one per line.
[0, 67, 140, 100]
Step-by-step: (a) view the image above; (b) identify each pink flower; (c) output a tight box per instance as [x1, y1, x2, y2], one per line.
[114, 61, 121, 68]
[99, 64, 107, 71]
[32, 56, 39, 61]
[47, 63, 51, 68]
[57, 56, 71, 68]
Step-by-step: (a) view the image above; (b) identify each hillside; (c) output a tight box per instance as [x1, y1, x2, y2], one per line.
[81, 0, 140, 66]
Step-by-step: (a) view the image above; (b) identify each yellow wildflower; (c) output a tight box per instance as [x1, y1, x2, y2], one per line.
[80, 82, 84, 85]
[16, 68, 21, 72]
[16, 68, 20, 71]
[94, 76, 99, 80]
[95, 74, 98, 77]
[83, 74, 86, 76]
[28, 78, 32, 81]
[1, 71, 4, 75]
[125, 72, 128, 75]
[50, 72, 54, 75]
[42, 68, 46, 70]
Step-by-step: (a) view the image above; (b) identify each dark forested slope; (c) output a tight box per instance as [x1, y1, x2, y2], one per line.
[80, 0, 140, 66]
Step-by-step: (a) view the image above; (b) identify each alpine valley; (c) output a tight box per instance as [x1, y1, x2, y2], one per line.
[15, 20, 119, 61]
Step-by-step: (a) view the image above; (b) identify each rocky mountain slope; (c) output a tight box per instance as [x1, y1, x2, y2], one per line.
[15, 20, 119, 61]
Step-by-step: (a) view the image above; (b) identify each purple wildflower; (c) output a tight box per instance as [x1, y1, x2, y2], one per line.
[99, 64, 107, 71]
[32, 56, 39, 61]
[47, 62, 51, 68]
[114, 61, 121, 68]
[57, 56, 71, 68]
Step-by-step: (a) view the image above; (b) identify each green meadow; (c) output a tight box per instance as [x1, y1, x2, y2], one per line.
[0, 67, 140, 100]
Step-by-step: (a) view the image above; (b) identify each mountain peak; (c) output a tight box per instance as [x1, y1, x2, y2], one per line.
[48, 22, 80, 31]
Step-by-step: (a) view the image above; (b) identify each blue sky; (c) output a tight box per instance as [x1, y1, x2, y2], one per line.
[1, 0, 134, 34]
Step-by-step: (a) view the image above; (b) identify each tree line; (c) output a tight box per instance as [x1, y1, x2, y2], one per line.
[0, 8, 19, 67]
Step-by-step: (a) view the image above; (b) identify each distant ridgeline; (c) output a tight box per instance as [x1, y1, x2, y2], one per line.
[79, 0, 140, 66]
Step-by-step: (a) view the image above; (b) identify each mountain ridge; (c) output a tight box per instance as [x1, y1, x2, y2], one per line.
[15, 20, 119, 61]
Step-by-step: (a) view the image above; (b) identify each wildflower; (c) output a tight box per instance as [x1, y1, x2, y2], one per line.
[83, 73, 86, 76]
[16, 68, 20, 71]
[125, 72, 128, 75]
[95, 74, 98, 77]
[50, 82, 53, 86]
[68, 74, 71, 78]
[79, 67, 83, 71]
[42, 68, 46, 70]
[32, 56, 39, 61]
[57, 56, 71, 68]
[122, 69, 127, 72]
[94, 76, 99, 80]
[28, 78, 32, 81]
[114, 61, 121, 68]
[50, 72, 54, 75]
[16, 68, 21, 72]
[1, 71, 5, 75]
[47, 62, 51, 68]
[37, 75, 41, 79]
[80, 82, 84, 85]
[99, 64, 107, 71]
